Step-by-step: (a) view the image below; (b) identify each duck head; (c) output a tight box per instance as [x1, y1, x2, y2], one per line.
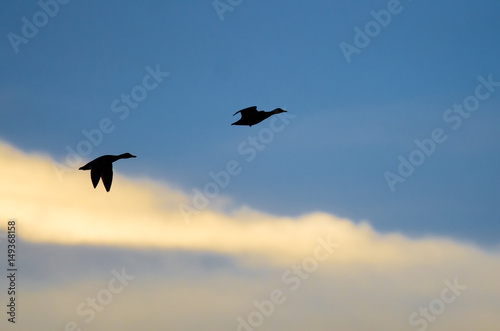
[119, 153, 137, 159]
[272, 108, 287, 114]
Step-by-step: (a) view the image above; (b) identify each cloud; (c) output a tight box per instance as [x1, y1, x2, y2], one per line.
[1, 140, 500, 331]
[0, 141, 481, 263]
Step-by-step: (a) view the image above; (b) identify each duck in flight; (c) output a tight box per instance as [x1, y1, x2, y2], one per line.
[79, 153, 136, 192]
[231, 106, 287, 127]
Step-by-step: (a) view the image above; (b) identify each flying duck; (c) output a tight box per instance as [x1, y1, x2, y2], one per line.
[78, 153, 136, 192]
[231, 106, 287, 127]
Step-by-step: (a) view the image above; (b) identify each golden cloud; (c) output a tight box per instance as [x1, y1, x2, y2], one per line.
[1, 140, 500, 331]
[0, 141, 498, 267]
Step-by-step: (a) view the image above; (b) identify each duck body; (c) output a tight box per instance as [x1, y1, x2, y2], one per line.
[79, 153, 136, 192]
[231, 106, 287, 127]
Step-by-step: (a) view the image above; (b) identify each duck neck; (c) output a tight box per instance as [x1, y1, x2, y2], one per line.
[113, 154, 128, 162]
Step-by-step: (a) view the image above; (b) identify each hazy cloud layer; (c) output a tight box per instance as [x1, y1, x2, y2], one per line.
[1, 141, 499, 331]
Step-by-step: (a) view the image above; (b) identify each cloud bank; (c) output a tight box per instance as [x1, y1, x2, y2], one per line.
[0, 140, 499, 331]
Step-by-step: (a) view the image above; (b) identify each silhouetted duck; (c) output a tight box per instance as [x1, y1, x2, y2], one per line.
[231, 106, 287, 127]
[79, 153, 136, 192]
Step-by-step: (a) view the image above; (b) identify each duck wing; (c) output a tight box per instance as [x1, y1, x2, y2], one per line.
[90, 166, 101, 188]
[101, 164, 113, 192]
[233, 106, 258, 117]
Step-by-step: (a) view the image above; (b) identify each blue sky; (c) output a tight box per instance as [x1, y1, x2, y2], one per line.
[3, 0, 499, 244]
[1, 1, 500, 330]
